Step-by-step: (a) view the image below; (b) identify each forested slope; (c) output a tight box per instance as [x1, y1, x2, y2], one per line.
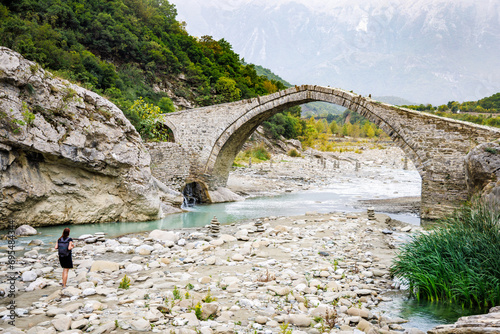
[0, 0, 292, 139]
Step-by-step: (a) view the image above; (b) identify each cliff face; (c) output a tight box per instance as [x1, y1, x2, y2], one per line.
[465, 140, 500, 206]
[0, 47, 162, 228]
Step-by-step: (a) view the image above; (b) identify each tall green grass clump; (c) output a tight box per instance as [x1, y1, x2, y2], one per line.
[391, 199, 500, 308]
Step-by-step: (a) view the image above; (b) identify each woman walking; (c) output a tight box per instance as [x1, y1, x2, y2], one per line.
[55, 228, 74, 288]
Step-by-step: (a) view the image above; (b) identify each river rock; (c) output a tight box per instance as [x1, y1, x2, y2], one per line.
[136, 244, 155, 255]
[51, 316, 72, 331]
[71, 319, 89, 330]
[465, 140, 500, 205]
[131, 318, 151, 331]
[28, 239, 44, 246]
[22, 270, 37, 282]
[62, 287, 81, 297]
[15, 225, 37, 236]
[347, 307, 372, 319]
[231, 253, 244, 261]
[0, 47, 161, 229]
[288, 314, 312, 327]
[125, 263, 143, 273]
[201, 302, 219, 320]
[149, 229, 179, 242]
[90, 260, 120, 272]
[25, 278, 47, 291]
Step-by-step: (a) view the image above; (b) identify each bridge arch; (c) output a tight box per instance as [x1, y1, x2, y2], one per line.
[205, 85, 424, 188]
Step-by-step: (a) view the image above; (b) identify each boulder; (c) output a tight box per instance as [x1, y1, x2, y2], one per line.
[428, 307, 500, 333]
[0, 47, 161, 229]
[15, 225, 37, 236]
[465, 140, 500, 205]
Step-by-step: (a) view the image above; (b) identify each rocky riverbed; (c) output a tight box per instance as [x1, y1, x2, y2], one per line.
[0, 210, 424, 334]
[227, 144, 421, 215]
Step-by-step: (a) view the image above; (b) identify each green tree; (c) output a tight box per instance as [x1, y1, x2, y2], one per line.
[329, 120, 339, 135]
[215, 76, 241, 102]
[128, 97, 170, 141]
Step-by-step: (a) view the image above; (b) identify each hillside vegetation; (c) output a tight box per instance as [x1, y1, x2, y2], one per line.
[0, 0, 292, 140]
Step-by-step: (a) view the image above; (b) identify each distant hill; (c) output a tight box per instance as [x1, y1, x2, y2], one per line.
[373, 96, 415, 106]
[254, 65, 292, 88]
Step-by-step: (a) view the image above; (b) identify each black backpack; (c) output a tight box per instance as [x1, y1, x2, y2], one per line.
[58, 237, 71, 257]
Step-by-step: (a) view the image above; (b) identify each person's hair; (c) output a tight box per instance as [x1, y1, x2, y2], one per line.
[59, 228, 70, 240]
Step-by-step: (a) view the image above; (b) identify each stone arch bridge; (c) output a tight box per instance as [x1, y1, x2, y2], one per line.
[148, 85, 500, 221]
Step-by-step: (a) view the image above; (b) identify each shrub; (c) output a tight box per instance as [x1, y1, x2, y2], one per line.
[287, 148, 301, 157]
[391, 198, 500, 308]
[252, 143, 271, 161]
[119, 275, 130, 289]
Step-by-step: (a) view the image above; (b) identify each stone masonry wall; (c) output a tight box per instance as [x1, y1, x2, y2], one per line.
[145, 142, 191, 192]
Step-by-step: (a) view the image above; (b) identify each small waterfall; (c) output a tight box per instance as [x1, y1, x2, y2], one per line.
[182, 182, 204, 209]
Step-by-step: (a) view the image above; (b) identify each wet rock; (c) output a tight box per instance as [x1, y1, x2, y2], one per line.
[28, 239, 44, 246]
[15, 225, 37, 236]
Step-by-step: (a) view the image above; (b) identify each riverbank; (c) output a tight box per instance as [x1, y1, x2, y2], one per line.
[227, 144, 420, 215]
[0, 210, 426, 333]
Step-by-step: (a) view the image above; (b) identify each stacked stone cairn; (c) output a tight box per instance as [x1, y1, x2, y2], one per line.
[367, 207, 376, 220]
[208, 216, 220, 236]
[254, 220, 265, 233]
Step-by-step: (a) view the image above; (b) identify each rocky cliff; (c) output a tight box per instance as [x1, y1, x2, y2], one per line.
[0, 47, 163, 229]
[465, 139, 500, 205]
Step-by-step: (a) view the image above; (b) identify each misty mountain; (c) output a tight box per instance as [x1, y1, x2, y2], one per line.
[172, 0, 500, 105]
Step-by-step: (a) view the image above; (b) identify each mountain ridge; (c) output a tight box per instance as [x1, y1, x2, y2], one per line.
[173, 0, 500, 105]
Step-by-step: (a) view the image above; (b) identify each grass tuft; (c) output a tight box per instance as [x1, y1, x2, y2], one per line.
[391, 198, 500, 308]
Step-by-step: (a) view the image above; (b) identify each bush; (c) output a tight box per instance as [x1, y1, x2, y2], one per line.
[287, 148, 301, 157]
[252, 143, 271, 161]
[390, 199, 500, 308]
[119, 275, 130, 289]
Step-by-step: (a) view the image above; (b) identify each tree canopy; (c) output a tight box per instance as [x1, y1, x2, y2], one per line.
[0, 0, 290, 139]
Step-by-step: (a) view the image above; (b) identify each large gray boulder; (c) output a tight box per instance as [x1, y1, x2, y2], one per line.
[465, 139, 500, 205]
[0, 47, 162, 228]
[15, 224, 37, 236]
